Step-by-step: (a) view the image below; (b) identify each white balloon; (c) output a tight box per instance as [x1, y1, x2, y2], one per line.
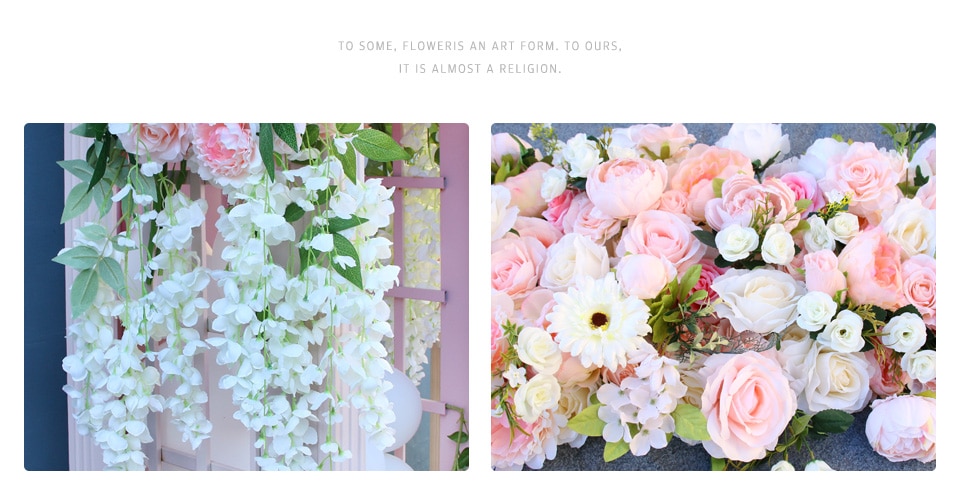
[381, 453, 413, 471]
[383, 368, 422, 452]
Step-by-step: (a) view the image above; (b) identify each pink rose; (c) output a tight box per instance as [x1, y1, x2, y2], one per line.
[615, 254, 677, 300]
[542, 189, 576, 230]
[610, 123, 696, 161]
[691, 259, 726, 309]
[779, 171, 825, 215]
[616, 210, 706, 274]
[901, 254, 936, 328]
[191, 123, 262, 186]
[585, 157, 669, 219]
[819, 142, 901, 225]
[704, 174, 762, 231]
[699, 352, 797, 461]
[561, 193, 621, 244]
[513, 216, 563, 249]
[915, 176, 935, 210]
[519, 288, 559, 329]
[503, 161, 551, 217]
[114, 123, 191, 163]
[803, 249, 847, 299]
[671, 144, 754, 222]
[865, 347, 908, 398]
[865, 395, 936, 463]
[656, 189, 690, 216]
[491, 235, 547, 301]
[838, 227, 905, 310]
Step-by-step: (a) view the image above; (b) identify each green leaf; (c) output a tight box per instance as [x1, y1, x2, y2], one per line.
[711, 457, 727, 471]
[672, 403, 711, 441]
[677, 264, 703, 300]
[917, 390, 936, 399]
[71, 269, 100, 318]
[61, 182, 94, 223]
[790, 411, 813, 434]
[566, 403, 604, 437]
[353, 128, 411, 162]
[96, 257, 127, 297]
[272, 123, 298, 152]
[335, 142, 358, 185]
[77, 224, 108, 241]
[810, 410, 854, 435]
[603, 440, 630, 462]
[52, 245, 100, 270]
[455, 447, 469, 470]
[336, 123, 362, 134]
[692, 229, 717, 249]
[283, 203, 305, 223]
[493, 159, 512, 183]
[259, 123, 275, 181]
[893, 304, 922, 318]
[879, 123, 898, 135]
[916, 123, 936, 143]
[712, 177, 725, 198]
[58, 159, 93, 181]
[331, 232, 363, 289]
[70, 123, 107, 138]
[87, 138, 109, 193]
[327, 215, 369, 234]
[447, 431, 468, 443]
[795, 198, 812, 212]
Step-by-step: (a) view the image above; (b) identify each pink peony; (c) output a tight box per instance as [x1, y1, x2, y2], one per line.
[560, 193, 621, 244]
[656, 189, 691, 216]
[114, 123, 191, 163]
[704, 174, 763, 231]
[585, 157, 669, 219]
[611, 123, 696, 161]
[491, 235, 547, 301]
[513, 216, 563, 249]
[838, 227, 905, 310]
[519, 288, 559, 329]
[616, 210, 706, 274]
[803, 249, 847, 300]
[503, 161, 551, 217]
[819, 142, 901, 225]
[671, 144, 753, 222]
[865, 394, 936, 463]
[191, 123, 262, 185]
[699, 352, 797, 461]
[901, 254, 936, 328]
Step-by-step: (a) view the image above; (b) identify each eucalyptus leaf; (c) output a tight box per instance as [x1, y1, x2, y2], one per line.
[673, 403, 711, 441]
[259, 123, 275, 182]
[603, 440, 630, 462]
[331, 232, 363, 290]
[52, 245, 100, 270]
[566, 403, 604, 437]
[71, 269, 100, 318]
[353, 128, 411, 162]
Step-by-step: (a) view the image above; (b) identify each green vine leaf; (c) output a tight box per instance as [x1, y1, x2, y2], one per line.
[672, 403, 711, 441]
[272, 123, 298, 152]
[353, 128, 411, 162]
[283, 203, 305, 223]
[603, 440, 630, 462]
[567, 403, 604, 437]
[447, 431, 468, 443]
[96, 257, 127, 297]
[58, 159, 93, 181]
[336, 123, 362, 134]
[334, 142, 358, 185]
[61, 182, 94, 223]
[70, 269, 100, 318]
[327, 215, 369, 234]
[259, 123, 275, 182]
[331, 232, 363, 290]
[455, 447, 469, 470]
[52, 246, 100, 270]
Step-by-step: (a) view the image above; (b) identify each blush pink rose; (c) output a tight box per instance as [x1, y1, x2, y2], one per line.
[114, 123, 191, 163]
[191, 123, 262, 185]
[901, 254, 936, 328]
[656, 189, 691, 216]
[616, 254, 677, 300]
[865, 346, 908, 398]
[915, 176, 935, 210]
[819, 142, 901, 225]
[513, 216, 563, 249]
[542, 189, 576, 230]
[491, 235, 547, 301]
[585, 157, 669, 219]
[503, 161, 551, 217]
[519, 288, 559, 329]
[617, 210, 706, 274]
[672, 144, 754, 222]
[699, 351, 797, 461]
[611, 123, 697, 161]
[838, 227, 905, 310]
[704, 174, 763, 231]
[561, 193, 621, 244]
[803, 249, 847, 299]
[779, 171, 825, 215]
[865, 395, 936, 463]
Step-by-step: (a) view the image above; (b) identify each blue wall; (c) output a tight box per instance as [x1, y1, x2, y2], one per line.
[23, 124, 68, 470]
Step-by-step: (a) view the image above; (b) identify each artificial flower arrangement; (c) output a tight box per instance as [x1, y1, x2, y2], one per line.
[490, 123, 936, 470]
[56, 123, 419, 470]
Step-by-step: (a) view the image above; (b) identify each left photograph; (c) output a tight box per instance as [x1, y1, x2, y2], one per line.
[24, 123, 469, 471]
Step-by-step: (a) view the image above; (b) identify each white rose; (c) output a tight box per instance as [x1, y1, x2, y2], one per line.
[606, 145, 640, 161]
[776, 333, 816, 398]
[770, 460, 796, 471]
[803, 215, 836, 253]
[514, 373, 561, 423]
[796, 291, 838, 331]
[516, 326, 562, 375]
[800, 343, 872, 413]
[712, 268, 806, 335]
[804, 460, 835, 471]
[816, 309, 865, 353]
[826, 212, 859, 244]
[908, 137, 936, 181]
[491, 184, 519, 241]
[901, 349, 935, 384]
[539, 167, 569, 202]
[798, 137, 849, 180]
[881, 313, 927, 354]
[540, 233, 610, 290]
[715, 123, 791, 165]
[562, 133, 602, 178]
[761, 223, 796, 265]
[880, 198, 936, 258]
[716, 224, 760, 262]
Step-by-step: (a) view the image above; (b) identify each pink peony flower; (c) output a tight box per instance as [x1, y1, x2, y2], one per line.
[819, 142, 901, 226]
[803, 249, 847, 300]
[503, 161, 551, 217]
[699, 351, 797, 461]
[560, 193, 621, 244]
[513, 216, 563, 249]
[519, 288, 559, 330]
[865, 394, 936, 463]
[491, 235, 547, 301]
[838, 227, 905, 310]
[114, 123, 191, 163]
[656, 189, 691, 216]
[610, 123, 697, 161]
[704, 174, 763, 231]
[901, 254, 936, 328]
[191, 123, 262, 186]
[616, 210, 706, 274]
[671, 144, 753, 222]
[585, 157, 669, 219]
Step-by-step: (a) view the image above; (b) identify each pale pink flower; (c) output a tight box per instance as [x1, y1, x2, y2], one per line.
[656, 189, 690, 216]
[616, 210, 705, 274]
[491, 403, 561, 470]
[491, 133, 538, 166]
[819, 142, 902, 225]
[503, 161, 551, 217]
[542, 189, 576, 230]
[513, 216, 563, 249]
[671, 144, 753, 222]
[901, 254, 936, 328]
[865, 347, 908, 398]
[803, 249, 847, 300]
[779, 171, 824, 214]
[114, 123, 191, 163]
[491, 235, 547, 301]
[586, 157, 669, 219]
[865, 395, 936, 463]
[837, 227, 905, 310]
[616, 254, 677, 300]
[191, 123, 262, 186]
[560, 193, 621, 244]
[610, 123, 696, 162]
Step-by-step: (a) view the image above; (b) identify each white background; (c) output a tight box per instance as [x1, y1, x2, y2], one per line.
[4, 0, 955, 491]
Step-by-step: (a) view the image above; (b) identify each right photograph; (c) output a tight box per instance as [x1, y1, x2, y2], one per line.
[489, 123, 936, 471]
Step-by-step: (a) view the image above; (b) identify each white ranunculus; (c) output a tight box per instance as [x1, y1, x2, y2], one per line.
[712, 268, 806, 335]
[881, 313, 927, 354]
[881, 198, 936, 258]
[770, 460, 796, 471]
[539, 233, 610, 290]
[816, 309, 865, 353]
[800, 343, 872, 413]
[761, 223, 796, 265]
[516, 326, 562, 375]
[826, 212, 860, 244]
[513, 373, 562, 423]
[796, 291, 838, 331]
[901, 349, 935, 384]
[716, 224, 760, 262]
[803, 215, 836, 253]
[562, 133, 602, 178]
[491, 184, 519, 241]
[715, 123, 791, 165]
[540, 167, 568, 202]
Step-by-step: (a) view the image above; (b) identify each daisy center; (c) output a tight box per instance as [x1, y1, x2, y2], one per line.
[590, 311, 610, 330]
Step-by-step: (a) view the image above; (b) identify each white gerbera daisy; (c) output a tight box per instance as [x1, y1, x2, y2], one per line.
[547, 273, 651, 369]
